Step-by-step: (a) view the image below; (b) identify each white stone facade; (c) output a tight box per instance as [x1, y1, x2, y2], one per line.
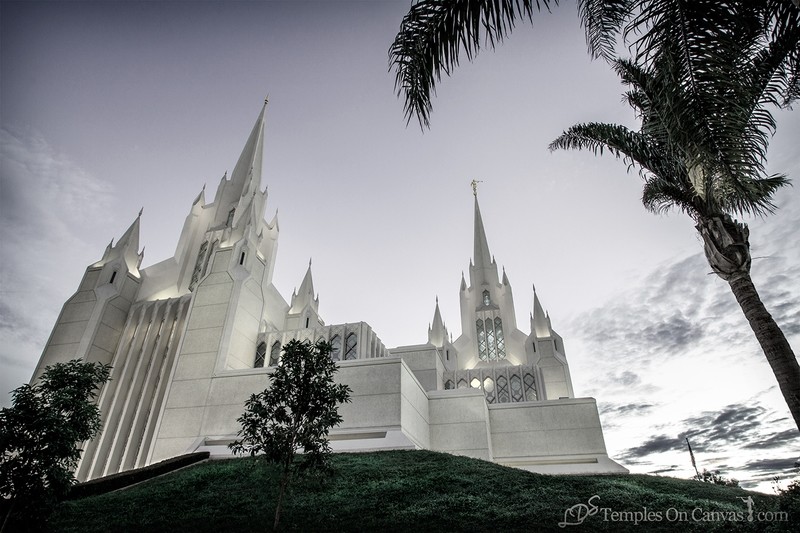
[32, 102, 626, 479]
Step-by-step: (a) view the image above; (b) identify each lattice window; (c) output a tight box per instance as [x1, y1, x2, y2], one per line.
[330, 335, 341, 361]
[254, 342, 266, 368]
[444, 380, 454, 390]
[477, 320, 487, 361]
[497, 375, 509, 403]
[485, 318, 496, 360]
[510, 374, 523, 402]
[470, 377, 481, 389]
[344, 333, 357, 360]
[483, 377, 495, 404]
[269, 341, 281, 366]
[494, 317, 506, 359]
[523, 372, 537, 400]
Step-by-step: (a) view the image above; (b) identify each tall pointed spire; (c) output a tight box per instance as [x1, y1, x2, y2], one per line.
[531, 285, 551, 337]
[95, 210, 143, 275]
[428, 297, 448, 346]
[289, 259, 318, 314]
[473, 195, 493, 271]
[229, 99, 267, 201]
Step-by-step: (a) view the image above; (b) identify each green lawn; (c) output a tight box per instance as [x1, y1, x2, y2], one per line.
[43, 450, 795, 532]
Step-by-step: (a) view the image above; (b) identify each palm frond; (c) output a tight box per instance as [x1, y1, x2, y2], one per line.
[577, 0, 634, 61]
[389, 0, 555, 129]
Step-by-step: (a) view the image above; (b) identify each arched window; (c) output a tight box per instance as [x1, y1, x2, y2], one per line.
[254, 342, 266, 368]
[457, 378, 468, 389]
[444, 380, 454, 390]
[476, 320, 487, 361]
[494, 317, 506, 359]
[330, 335, 341, 361]
[344, 333, 357, 360]
[483, 290, 491, 306]
[269, 341, 281, 366]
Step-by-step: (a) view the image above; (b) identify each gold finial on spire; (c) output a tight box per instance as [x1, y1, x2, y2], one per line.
[470, 179, 483, 197]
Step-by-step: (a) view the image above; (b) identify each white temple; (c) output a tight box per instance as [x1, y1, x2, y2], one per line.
[32, 101, 626, 480]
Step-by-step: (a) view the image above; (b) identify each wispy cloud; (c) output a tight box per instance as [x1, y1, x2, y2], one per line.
[0, 126, 116, 402]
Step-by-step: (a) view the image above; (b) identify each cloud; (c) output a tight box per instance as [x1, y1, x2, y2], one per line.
[742, 429, 800, 451]
[0, 126, 116, 402]
[599, 402, 655, 417]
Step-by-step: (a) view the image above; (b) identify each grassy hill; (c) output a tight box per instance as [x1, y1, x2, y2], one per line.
[45, 450, 795, 532]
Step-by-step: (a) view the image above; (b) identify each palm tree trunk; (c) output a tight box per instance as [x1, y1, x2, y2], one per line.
[728, 275, 800, 430]
[698, 215, 800, 431]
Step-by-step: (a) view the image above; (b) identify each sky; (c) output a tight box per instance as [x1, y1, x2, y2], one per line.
[1, 0, 798, 494]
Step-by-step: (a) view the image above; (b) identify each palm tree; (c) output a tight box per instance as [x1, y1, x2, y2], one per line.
[390, 1, 798, 128]
[390, 0, 800, 429]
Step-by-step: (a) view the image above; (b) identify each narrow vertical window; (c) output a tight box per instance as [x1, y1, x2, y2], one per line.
[269, 341, 281, 366]
[189, 241, 209, 292]
[523, 372, 537, 401]
[485, 318, 496, 360]
[226, 208, 235, 226]
[497, 375, 509, 403]
[305, 317, 310, 328]
[239, 251, 246, 265]
[254, 342, 266, 368]
[109, 271, 117, 284]
[476, 319, 487, 361]
[510, 374, 523, 402]
[483, 290, 491, 306]
[330, 335, 341, 361]
[494, 317, 506, 359]
[344, 333, 357, 360]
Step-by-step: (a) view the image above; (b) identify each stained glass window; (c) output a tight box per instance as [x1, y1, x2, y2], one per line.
[344, 333, 357, 360]
[254, 342, 266, 368]
[330, 335, 341, 361]
[269, 341, 281, 366]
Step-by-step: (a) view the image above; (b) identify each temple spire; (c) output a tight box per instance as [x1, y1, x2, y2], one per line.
[473, 195, 493, 271]
[229, 100, 267, 201]
[428, 297, 448, 347]
[96, 210, 143, 274]
[289, 259, 318, 314]
[531, 285, 551, 337]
